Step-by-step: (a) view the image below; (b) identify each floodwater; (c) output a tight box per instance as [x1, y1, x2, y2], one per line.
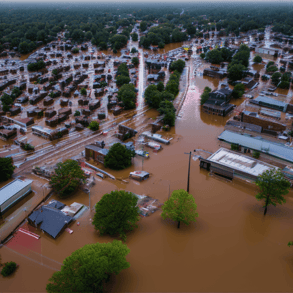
[3, 34, 293, 292]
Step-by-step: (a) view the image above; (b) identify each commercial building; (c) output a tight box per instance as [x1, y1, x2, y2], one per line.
[0, 179, 33, 214]
[199, 148, 277, 181]
[250, 96, 288, 112]
[218, 130, 293, 163]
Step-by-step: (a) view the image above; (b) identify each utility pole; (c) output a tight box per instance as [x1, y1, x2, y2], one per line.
[89, 189, 91, 211]
[184, 151, 192, 193]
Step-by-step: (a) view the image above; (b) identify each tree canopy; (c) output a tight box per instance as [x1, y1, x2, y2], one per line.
[104, 143, 133, 170]
[255, 169, 291, 215]
[46, 240, 130, 293]
[117, 83, 136, 110]
[88, 121, 100, 131]
[93, 190, 140, 241]
[161, 189, 198, 228]
[0, 157, 15, 182]
[49, 160, 86, 198]
[200, 86, 211, 105]
[232, 83, 245, 98]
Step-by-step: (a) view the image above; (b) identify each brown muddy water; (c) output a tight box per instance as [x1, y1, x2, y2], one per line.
[2, 43, 293, 292]
[3, 63, 293, 293]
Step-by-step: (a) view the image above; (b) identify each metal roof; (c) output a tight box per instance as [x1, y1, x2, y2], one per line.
[218, 130, 293, 163]
[207, 148, 277, 176]
[0, 179, 33, 206]
[255, 96, 288, 109]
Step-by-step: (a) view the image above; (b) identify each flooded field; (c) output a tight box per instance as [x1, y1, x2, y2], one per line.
[2, 56, 293, 292]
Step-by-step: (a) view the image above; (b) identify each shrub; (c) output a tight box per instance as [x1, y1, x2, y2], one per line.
[252, 151, 260, 159]
[80, 88, 87, 96]
[253, 55, 262, 63]
[1, 262, 17, 277]
[72, 47, 79, 53]
[131, 57, 139, 66]
[88, 121, 99, 131]
[231, 143, 239, 151]
[74, 110, 80, 116]
[200, 87, 211, 105]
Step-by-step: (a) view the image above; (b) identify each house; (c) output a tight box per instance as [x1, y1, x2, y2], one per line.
[85, 144, 109, 164]
[202, 87, 234, 116]
[28, 200, 73, 239]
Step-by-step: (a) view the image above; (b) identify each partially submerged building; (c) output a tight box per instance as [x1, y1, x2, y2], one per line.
[199, 147, 277, 181]
[218, 130, 293, 163]
[250, 96, 288, 112]
[28, 200, 73, 239]
[85, 144, 109, 164]
[202, 87, 234, 116]
[0, 179, 33, 215]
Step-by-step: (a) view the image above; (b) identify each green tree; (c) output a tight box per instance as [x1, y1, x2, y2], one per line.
[131, 32, 138, 41]
[200, 86, 211, 105]
[227, 63, 246, 82]
[93, 190, 140, 240]
[104, 143, 132, 170]
[169, 59, 186, 73]
[131, 47, 137, 53]
[161, 189, 198, 229]
[88, 121, 100, 131]
[116, 75, 130, 87]
[74, 110, 81, 116]
[266, 66, 278, 73]
[253, 55, 262, 63]
[49, 160, 86, 198]
[46, 240, 130, 293]
[266, 61, 275, 69]
[205, 49, 223, 64]
[71, 47, 79, 54]
[131, 57, 139, 66]
[160, 91, 175, 101]
[232, 83, 245, 98]
[271, 72, 282, 86]
[158, 41, 165, 49]
[166, 80, 179, 96]
[80, 88, 87, 96]
[200, 53, 205, 59]
[0, 157, 15, 182]
[140, 21, 147, 32]
[1, 262, 17, 277]
[255, 169, 290, 215]
[85, 31, 93, 40]
[157, 81, 164, 92]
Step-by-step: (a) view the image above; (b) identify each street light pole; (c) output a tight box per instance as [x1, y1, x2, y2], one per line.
[184, 151, 193, 193]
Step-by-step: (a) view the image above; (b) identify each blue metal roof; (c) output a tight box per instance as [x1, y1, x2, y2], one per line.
[218, 130, 293, 163]
[255, 96, 288, 109]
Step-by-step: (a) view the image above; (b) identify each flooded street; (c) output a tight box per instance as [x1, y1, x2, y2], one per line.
[3, 54, 293, 292]
[3, 30, 293, 292]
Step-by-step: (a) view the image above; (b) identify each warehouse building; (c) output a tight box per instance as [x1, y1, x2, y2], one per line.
[199, 148, 277, 181]
[0, 179, 33, 215]
[218, 130, 293, 163]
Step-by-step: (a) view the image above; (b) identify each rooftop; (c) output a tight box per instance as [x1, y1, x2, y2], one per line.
[218, 130, 293, 163]
[207, 148, 277, 177]
[0, 179, 33, 206]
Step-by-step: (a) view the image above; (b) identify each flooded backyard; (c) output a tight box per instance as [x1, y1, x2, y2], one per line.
[2, 54, 293, 292]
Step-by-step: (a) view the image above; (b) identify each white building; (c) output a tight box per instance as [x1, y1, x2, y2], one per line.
[0, 179, 33, 214]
